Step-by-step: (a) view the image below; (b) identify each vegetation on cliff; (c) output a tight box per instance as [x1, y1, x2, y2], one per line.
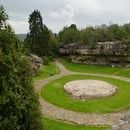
[59, 24, 130, 46]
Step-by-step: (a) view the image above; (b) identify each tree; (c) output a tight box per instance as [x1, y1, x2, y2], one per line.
[59, 24, 80, 44]
[0, 6, 42, 130]
[49, 32, 59, 57]
[81, 27, 98, 46]
[25, 10, 50, 57]
[0, 5, 8, 29]
[69, 24, 77, 30]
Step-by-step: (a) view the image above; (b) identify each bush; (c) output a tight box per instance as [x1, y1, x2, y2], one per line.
[0, 6, 43, 130]
[43, 56, 49, 65]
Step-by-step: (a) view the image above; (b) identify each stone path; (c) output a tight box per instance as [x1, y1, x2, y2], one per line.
[34, 60, 130, 126]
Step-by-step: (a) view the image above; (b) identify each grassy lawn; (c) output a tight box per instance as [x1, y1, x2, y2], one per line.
[60, 59, 130, 78]
[41, 75, 130, 113]
[42, 117, 109, 130]
[33, 62, 59, 81]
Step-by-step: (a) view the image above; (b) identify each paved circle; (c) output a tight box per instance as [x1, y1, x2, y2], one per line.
[64, 80, 117, 99]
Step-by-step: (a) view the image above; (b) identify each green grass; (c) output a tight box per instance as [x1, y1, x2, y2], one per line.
[33, 62, 59, 81]
[41, 75, 130, 113]
[60, 59, 130, 78]
[42, 117, 109, 130]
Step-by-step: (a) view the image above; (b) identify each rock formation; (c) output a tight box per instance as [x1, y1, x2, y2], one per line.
[59, 41, 130, 67]
[28, 54, 43, 75]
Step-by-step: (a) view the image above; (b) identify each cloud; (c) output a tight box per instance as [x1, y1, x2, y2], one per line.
[48, 1, 75, 26]
[65, 0, 130, 27]
[1, 0, 130, 33]
[9, 20, 28, 33]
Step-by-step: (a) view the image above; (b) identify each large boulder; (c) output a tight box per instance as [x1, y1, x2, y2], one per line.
[28, 54, 43, 75]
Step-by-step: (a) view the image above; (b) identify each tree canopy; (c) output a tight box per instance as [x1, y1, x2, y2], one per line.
[59, 24, 80, 44]
[59, 23, 130, 45]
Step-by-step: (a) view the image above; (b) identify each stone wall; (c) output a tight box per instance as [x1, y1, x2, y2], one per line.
[59, 41, 130, 67]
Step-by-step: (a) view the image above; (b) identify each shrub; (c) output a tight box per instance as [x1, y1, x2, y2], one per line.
[43, 56, 49, 65]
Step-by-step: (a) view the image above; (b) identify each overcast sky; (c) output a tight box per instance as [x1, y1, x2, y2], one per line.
[0, 0, 130, 34]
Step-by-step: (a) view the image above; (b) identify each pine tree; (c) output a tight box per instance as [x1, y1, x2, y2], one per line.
[26, 10, 50, 57]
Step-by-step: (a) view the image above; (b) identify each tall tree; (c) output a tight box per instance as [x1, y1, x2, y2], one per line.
[0, 5, 8, 29]
[0, 6, 42, 130]
[26, 10, 50, 57]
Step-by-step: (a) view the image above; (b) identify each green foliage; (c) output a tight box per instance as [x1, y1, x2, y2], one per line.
[0, 5, 8, 29]
[48, 32, 59, 58]
[81, 27, 98, 47]
[42, 56, 49, 65]
[59, 24, 80, 44]
[0, 6, 42, 130]
[69, 24, 77, 30]
[25, 10, 50, 57]
[59, 23, 130, 46]
[25, 10, 59, 58]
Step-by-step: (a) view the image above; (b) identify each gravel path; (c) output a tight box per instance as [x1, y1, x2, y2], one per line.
[34, 60, 130, 126]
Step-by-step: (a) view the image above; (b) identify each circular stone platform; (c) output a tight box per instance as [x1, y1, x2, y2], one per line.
[64, 80, 117, 99]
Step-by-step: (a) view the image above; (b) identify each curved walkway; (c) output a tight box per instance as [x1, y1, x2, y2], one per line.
[34, 60, 130, 126]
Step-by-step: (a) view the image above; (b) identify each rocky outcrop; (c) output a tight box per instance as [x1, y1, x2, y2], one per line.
[60, 41, 127, 56]
[59, 41, 130, 67]
[28, 54, 43, 75]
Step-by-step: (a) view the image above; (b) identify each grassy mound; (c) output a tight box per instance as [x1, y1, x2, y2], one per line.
[41, 75, 130, 113]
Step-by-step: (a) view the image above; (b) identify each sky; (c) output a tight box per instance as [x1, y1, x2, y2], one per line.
[0, 0, 130, 34]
